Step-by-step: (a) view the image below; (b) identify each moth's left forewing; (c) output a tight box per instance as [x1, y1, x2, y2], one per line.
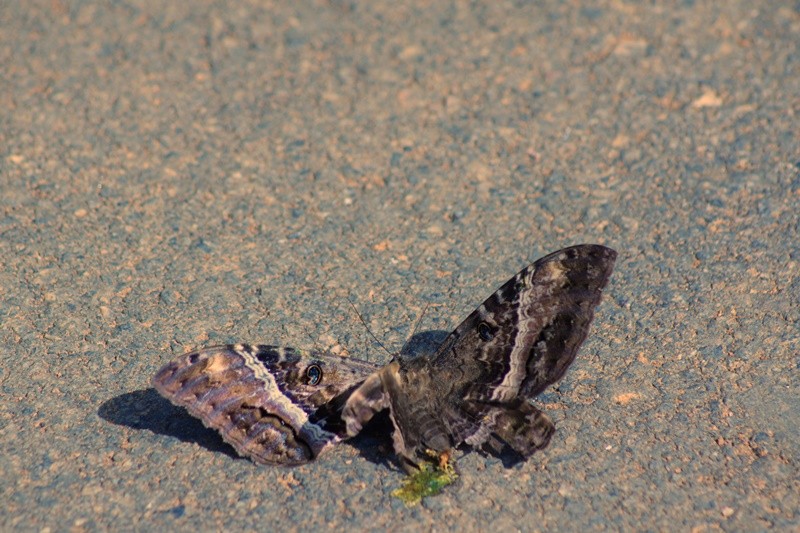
[152, 344, 379, 465]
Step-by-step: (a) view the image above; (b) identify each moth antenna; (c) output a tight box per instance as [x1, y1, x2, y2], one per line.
[398, 302, 430, 355]
[347, 298, 393, 357]
[410, 302, 430, 339]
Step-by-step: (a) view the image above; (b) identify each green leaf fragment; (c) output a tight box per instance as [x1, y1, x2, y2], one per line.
[391, 462, 458, 506]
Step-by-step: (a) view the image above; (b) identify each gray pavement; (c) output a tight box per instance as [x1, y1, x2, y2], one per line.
[1, 1, 798, 531]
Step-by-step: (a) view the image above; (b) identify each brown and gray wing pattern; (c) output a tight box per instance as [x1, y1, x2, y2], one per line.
[423, 244, 616, 457]
[153, 344, 378, 466]
[433, 244, 616, 403]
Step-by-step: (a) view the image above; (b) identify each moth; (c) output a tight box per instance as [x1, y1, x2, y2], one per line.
[153, 244, 617, 469]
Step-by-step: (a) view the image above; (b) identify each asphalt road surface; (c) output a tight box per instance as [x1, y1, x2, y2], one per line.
[2, 1, 798, 531]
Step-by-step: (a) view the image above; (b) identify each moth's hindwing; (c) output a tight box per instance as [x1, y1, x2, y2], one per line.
[462, 400, 555, 458]
[152, 344, 378, 465]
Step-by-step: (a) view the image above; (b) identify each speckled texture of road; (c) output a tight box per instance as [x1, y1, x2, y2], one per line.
[2, 1, 798, 531]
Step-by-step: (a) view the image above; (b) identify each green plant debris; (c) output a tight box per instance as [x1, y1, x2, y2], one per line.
[392, 461, 458, 506]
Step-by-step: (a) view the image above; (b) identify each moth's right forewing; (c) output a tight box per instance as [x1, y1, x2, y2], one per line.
[517, 244, 617, 398]
[404, 244, 617, 459]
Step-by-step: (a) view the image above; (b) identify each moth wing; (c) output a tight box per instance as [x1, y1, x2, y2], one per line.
[412, 245, 617, 457]
[515, 244, 617, 399]
[432, 244, 616, 404]
[463, 401, 555, 458]
[152, 344, 378, 465]
[340, 364, 393, 437]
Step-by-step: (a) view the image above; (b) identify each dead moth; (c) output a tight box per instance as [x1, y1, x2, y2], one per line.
[153, 244, 617, 468]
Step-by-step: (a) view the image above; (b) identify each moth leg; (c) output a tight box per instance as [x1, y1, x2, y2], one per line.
[436, 449, 453, 470]
[403, 448, 453, 476]
[482, 402, 555, 458]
